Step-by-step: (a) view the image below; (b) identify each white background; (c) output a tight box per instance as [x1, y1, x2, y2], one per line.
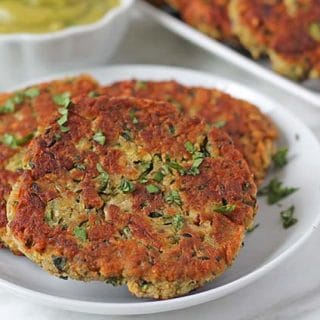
[1, 7, 320, 320]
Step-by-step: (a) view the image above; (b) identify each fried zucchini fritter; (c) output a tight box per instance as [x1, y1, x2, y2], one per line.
[7, 96, 257, 299]
[229, 0, 320, 80]
[0, 76, 98, 252]
[165, 0, 236, 43]
[99, 80, 278, 186]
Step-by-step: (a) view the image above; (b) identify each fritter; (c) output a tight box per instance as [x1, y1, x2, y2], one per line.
[0, 75, 98, 252]
[7, 95, 257, 299]
[99, 80, 278, 186]
[229, 0, 320, 80]
[165, 0, 236, 43]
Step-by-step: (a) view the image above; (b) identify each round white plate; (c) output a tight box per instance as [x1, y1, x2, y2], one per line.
[1, 65, 320, 315]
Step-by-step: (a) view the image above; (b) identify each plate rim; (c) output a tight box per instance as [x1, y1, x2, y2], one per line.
[1, 64, 320, 315]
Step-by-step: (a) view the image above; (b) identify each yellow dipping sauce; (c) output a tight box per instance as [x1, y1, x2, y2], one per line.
[0, 0, 120, 34]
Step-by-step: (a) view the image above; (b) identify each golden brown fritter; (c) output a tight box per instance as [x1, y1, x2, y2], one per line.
[165, 0, 236, 43]
[229, 0, 320, 80]
[7, 95, 257, 299]
[0, 75, 98, 252]
[99, 80, 278, 186]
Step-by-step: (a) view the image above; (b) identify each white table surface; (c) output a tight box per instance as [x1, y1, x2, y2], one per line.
[1, 6, 320, 320]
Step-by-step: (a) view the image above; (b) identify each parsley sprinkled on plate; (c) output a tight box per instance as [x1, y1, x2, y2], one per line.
[73, 226, 87, 241]
[280, 206, 297, 229]
[258, 178, 298, 204]
[273, 147, 288, 168]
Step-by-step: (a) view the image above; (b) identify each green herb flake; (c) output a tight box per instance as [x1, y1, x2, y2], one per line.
[146, 184, 161, 194]
[258, 178, 298, 205]
[148, 212, 163, 218]
[0, 92, 25, 114]
[96, 163, 109, 191]
[168, 160, 186, 175]
[122, 226, 131, 239]
[88, 91, 99, 98]
[185, 141, 195, 154]
[93, 131, 106, 145]
[74, 163, 86, 171]
[1, 133, 33, 148]
[165, 190, 182, 206]
[172, 214, 184, 231]
[309, 22, 320, 41]
[135, 81, 147, 90]
[52, 256, 67, 272]
[273, 147, 288, 168]
[213, 203, 236, 214]
[105, 277, 123, 286]
[53, 92, 71, 108]
[120, 178, 135, 193]
[246, 223, 260, 233]
[24, 87, 40, 98]
[214, 120, 227, 128]
[73, 226, 87, 241]
[280, 205, 298, 229]
[129, 109, 139, 124]
[121, 129, 132, 141]
[153, 171, 164, 182]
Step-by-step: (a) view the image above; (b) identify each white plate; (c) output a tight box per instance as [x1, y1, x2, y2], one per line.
[1, 65, 320, 315]
[138, 1, 320, 108]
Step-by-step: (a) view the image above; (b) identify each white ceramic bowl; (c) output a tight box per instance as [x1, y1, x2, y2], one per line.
[0, 0, 134, 88]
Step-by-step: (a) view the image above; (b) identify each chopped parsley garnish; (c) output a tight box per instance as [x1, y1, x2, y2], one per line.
[272, 147, 288, 168]
[258, 178, 298, 205]
[148, 212, 163, 218]
[93, 131, 106, 145]
[185, 141, 196, 154]
[246, 223, 260, 233]
[153, 171, 164, 182]
[105, 277, 123, 286]
[96, 163, 109, 191]
[53, 92, 71, 108]
[129, 109, 139, 124]
[88, 91, 99, 98]
[54, 92, 71, 133]
[1, 133, 33, 148]
[280, 206, 297, 229]
[119, 178, 135, 193]
[24, 87, 40, 98]
[135, 81, 147, 90]
[167, 160, 186, 175]
[214, 120, 227, 128]
[213, 203, 236, 214]
[168, 123, 175, 135]
[121, 129, 132, 141]
[121, 226, 131, 239]
[165, 190, 182, 206]
[73, 226, 87, 241]
[138, 161, 153, 184]
[52, 256, 67, 271]
[309, 22, 320, 42]
[146, 184, 161, 194]
[184, 141, 205, 175]
[74, 163, 86, 171]
[172, 214, 184, 231]
[0, 92, 24, 114]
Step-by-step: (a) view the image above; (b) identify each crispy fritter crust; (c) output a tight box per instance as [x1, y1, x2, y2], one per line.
[99, 80, 278, 186]
[165, 0, 236, 43]
[229, 0, 320, 80]
[0, 76, 98, 252]
[7, 96, 257, 299]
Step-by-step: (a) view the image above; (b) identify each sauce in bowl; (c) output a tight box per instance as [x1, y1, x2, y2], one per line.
[0, 0, 120, 34]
